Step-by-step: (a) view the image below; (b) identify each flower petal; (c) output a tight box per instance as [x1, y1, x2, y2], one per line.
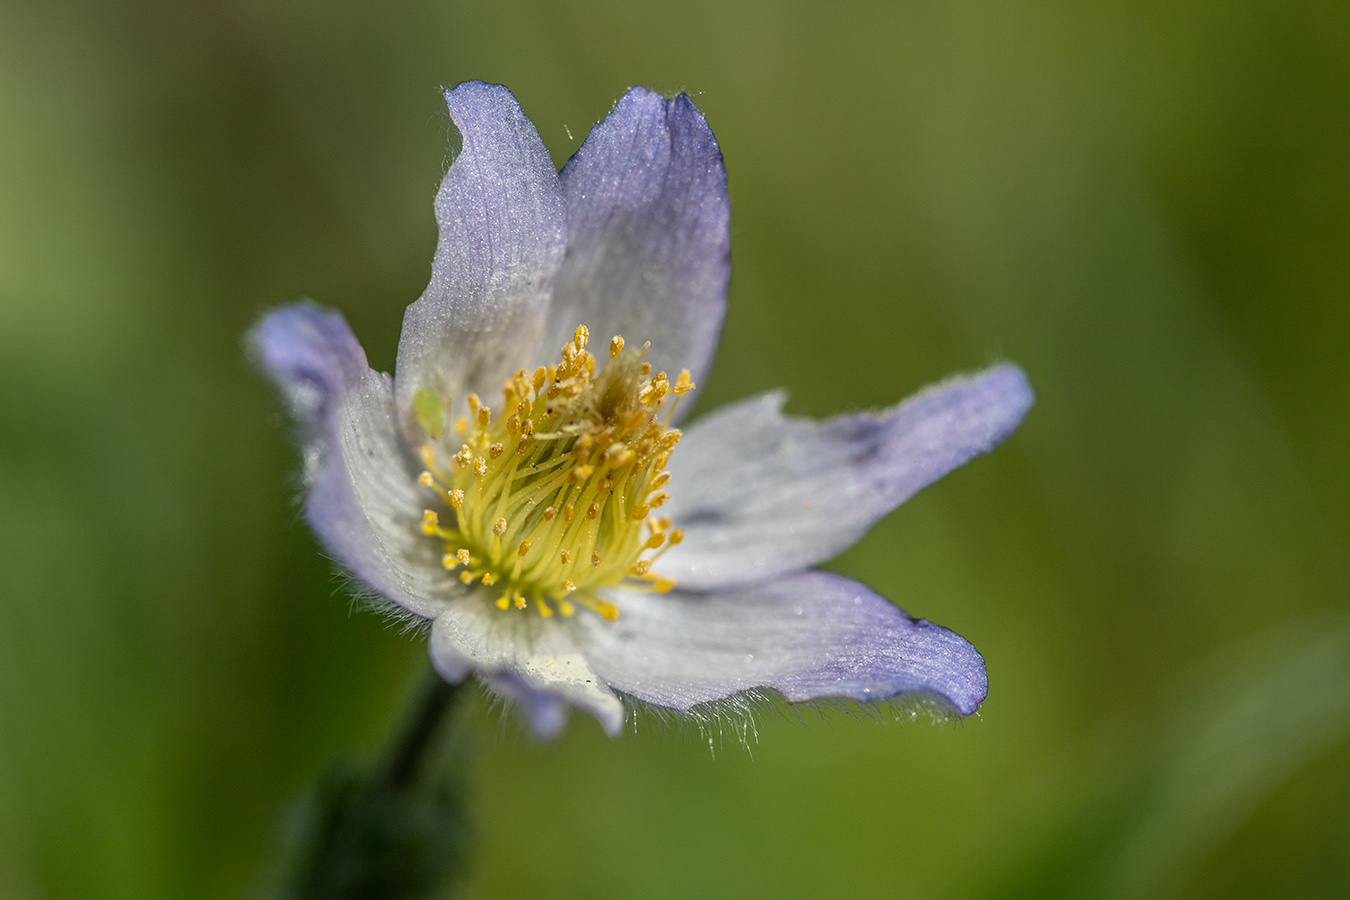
[660, 364, 1034, 588]
[429, 600, 625, 737]
[576, 571, 987, 716]
[254, 303, 454, 619]
[547, 88, 729, 418]
[394, 81, 566, 414]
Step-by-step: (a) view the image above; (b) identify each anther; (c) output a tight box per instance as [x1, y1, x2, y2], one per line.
[489, 443, 504, 459]
[520, 419, 534, 438]
[573, 324, 589, 351]
[560, 550, 572, 564]
[418, 471, 435, 488]
[631, 560, 652, 575]
[632, 503, 650, 520]
[667, 528, 684, 545]
[598, 475, 613, 492]
[673, 369, 694, 393]
[514, 595, 527, 609]
[492, 517, 507, 536]
[564, 579, 577, 592]
[569, 465, 593, 484]
[473, 457, 487, 476]
[481, 573, 497, 586]
[517, 540, 531, 557]
[651, 471, 671, 490]
[649, 492, 670, 509]
[454, 416, 468, 435]
[640, 362, 652, 376]
[448, 489, 464, 508]
[645, 533, 665, 549]
[591, 551, 601, 567]
[460, 571, 474, 584]
[419, 445, 436, 467]
[587, 502, 600, 519]
[421, 510, 439, 534]
[610, 334, 624, 358]
[468, 393, 480, 414]
[559, 599, 576, 617]
[533, 367, 547, 392]
[604, 446, 634, 468]
[564, 504, 576, 522]
[507, 414, 520, 435]
[542, 506, 557, 521]
[537, 599, 554, 617]
[456, 548, 471, 565]
[442, 553, 457, 569]
[477, 406, 491, 428]
[496, 595, 510, 610]
[595, 601, 619, 621]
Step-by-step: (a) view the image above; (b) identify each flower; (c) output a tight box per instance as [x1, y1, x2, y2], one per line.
[254, 81, 1033, 737]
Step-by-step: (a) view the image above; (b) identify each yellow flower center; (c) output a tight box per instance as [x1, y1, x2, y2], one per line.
[414, 326, 691, 619]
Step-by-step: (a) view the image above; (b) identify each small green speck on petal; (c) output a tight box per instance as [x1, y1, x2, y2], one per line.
[415, 387, 444, 438]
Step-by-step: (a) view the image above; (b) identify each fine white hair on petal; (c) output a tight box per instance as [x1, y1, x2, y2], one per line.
[620, 688, 970, 757]
[573, 570, 988, 717]
[394, 81, 567, 418]
[548, 88, 729, 423]
[253, 303, 458, 620]
[429, 599, 625, 737]
[659, 364, 1034, 589]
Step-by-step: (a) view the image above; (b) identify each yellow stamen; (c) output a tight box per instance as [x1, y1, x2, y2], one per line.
[411, 322, 687, 622]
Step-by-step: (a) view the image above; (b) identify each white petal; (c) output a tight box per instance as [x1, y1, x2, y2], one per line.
[254, 304, 457, 619]
[574, 571, 987, 716]
[660, 365, 1034, 588]
[394, 81, 566, 414]
[429, 600, 625, 737]
[547, 88, 729, 421]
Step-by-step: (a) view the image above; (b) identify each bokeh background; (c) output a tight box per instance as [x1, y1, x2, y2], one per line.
[3, 0, 1349, 897]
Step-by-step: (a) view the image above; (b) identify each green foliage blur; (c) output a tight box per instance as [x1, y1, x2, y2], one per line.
[2, 0, 1349, 897]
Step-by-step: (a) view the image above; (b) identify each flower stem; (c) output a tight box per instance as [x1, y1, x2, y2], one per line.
[382, 669, 461, 790]
[270, 666, 472, 900]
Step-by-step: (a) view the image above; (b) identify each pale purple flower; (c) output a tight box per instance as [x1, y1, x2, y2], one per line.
[254, 81, 1032, 737]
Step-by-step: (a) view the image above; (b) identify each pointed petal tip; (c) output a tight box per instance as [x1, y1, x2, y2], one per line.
[252, 302, 365, 388]
[443, 78, 515, 105]
[903, 617, 989, 717]
[251, 302, 372, 431]
[981, 361, 1035, 424]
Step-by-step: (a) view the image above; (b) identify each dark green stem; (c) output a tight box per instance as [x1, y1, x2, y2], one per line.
[271, 667, 473, 900]
[383, 672, 460, 790]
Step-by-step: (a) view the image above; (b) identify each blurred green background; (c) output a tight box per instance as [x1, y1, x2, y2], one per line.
[3, 0, 1349, 897]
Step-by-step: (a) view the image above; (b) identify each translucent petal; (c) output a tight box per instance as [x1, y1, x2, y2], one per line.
[661, 364, 1034, 588]
[547, 88, 729, 421]
[394, 81, 566, 415]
